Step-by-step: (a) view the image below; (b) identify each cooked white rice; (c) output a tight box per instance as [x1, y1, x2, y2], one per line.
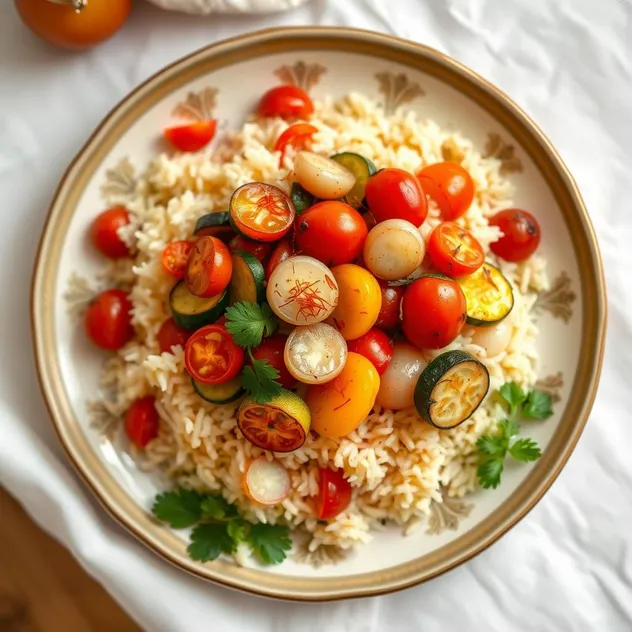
[97, 93, 548, 557]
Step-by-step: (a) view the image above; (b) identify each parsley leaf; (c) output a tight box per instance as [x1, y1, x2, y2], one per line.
[248, 523, 292, 565]
[498, 418, 520, 441]
[509, 437, 542, 462]
[225, 301, 277, 349]
[227, 519, 249, 544]
[152, 489, 204, 528]
[187, 523, 235, 562]
[475, 434, 507, 457]
[241, 357, 282, 404]
[522, 390, 553, 420]
[200, 495, 238, 521]
[499, 382, 527, 416]
[477, 458, 504, 489]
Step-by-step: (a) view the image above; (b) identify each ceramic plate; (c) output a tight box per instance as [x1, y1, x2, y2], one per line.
[31, 27, 606, 600]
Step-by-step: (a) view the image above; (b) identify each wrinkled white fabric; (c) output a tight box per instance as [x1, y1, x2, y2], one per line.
[146, 0, 310, 15]
[1, 1, 631, 630]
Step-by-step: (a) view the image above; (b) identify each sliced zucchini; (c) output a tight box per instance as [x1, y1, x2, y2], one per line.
[194, 212, 234, 241]
[192, 376, 244, 404]
[414, 350, 489, 429]
[228, 250, 266, 305]
[169, 280, 228, 330]
[458, 262, 514, 326]
[291, 182, 315, 214]
[331, 152, 377, 209]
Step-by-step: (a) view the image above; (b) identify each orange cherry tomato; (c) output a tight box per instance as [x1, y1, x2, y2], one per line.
[347, 328, 393, 376]
[125, 397, 159, 448]
[365, 168, 428, 226]
[417, 162, 475, 220]
[401, 276, 467, 349]
[228, 235, 272, 264]
[427, 222, 485, 278]
[489, 209, 541, 262]
[84, 289, 134, 351]
[258, 86, 314, 119]
[274, 123, 318, 160]
[251, 334, 297, 390]
[375, 281, 405, 330]
[266, 238, 294, 278]
[315, 468, 352, 520]
[295, 201, 368, 267]
[163, 120, 217, 153]
[90, 206, 130, 259]
[185, 236, 232, 298]
[157, 318, 191, 354]
[184, 324, 245, 385]
[15, 0, 131, 50]
[161, 240, 194, 280]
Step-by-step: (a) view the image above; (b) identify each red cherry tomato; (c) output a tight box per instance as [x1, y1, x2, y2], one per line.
[185, 236, 232, 298]
[84, 289, 134, 351]
[228, 235, 272, 264]
[258, 85, 314, 120]
[376, 281, 405, 330]
[90, 206, 130, 258]
[417, 162, 475, 220]
[251, 334, 297, 390]
[184, 324, 245, 385]
[315, 468, 352, 520]
[157, 318, 191, 354]
[365, 168, 428, 226]
[125, 397, 159, 448]
[401, 276, 467, 349]
[274, 123, 318, 160]
[347, 328, 393, 376]
[163, 120, 217, 153]
[161, 240, 194, 279]
[489, 209, 541, 262]
[294, 201, 368, 267]
[427, 222, 485, 278]
[266, 238, 294, 278]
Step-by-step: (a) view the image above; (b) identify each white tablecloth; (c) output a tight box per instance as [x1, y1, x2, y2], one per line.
[2, 1, 631, 630]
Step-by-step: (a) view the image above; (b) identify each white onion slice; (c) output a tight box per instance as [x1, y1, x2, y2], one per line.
[294, 151, 356, 199]
[244, 457, 291, 506]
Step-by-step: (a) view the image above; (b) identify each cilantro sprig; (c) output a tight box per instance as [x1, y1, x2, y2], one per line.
[224, 301, 282, 404]
[152, 488, 292, 565]
[476, 383, 553, 489]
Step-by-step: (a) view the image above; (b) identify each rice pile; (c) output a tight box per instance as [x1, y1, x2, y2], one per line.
[97, 93, 548, 558]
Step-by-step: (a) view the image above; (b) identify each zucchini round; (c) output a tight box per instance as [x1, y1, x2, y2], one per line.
[194, 212, 234, 241]
[331, 152, 377, 209]
[458, 262, 514, 326]
[414, 350, 489, 429]
[169, 280, 228, 330]
[291, 182, 315, 214]
[192, 376, 244, 404]
[228, 250, 266, 305]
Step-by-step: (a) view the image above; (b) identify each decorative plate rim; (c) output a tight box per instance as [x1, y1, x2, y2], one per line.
[30, 26, 607, 601]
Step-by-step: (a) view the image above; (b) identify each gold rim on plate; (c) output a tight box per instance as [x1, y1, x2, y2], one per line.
[30, 27, 607, 601]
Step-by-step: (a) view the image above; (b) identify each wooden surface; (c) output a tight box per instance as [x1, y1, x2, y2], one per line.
[0, 489, 141, 632]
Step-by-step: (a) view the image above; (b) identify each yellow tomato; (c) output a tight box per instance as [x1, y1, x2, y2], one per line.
[326, 264, 381, 341]
[307, 352, 380, 438]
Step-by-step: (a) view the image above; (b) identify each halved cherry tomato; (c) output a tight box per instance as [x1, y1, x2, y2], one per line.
[185, 236, 232, 298]
[251, 334, 297, 390]
[266, 238, 294, 278]
[294, 201, 367, 267]
[365, 168, 428, 226]
[427, 222, 485, 278]
[274, 123, 318, 160]
[417, 162, 475, 220]
[161, 240, 193, 279]
[230, 182, 295, 242]
[347, 328, 393, 376]
[84, 289, 134, 351]
[125, 397, 159, 448]
[228, 235, 272, 264]
[90, 206, 130, 258]
[315, 468, 352, 520]
[489, 209, 541, 262]
[163, 120, 217, 153]
[401, 276, 467, 349]
[375, 281, 405, 330]
[157, 318, 191, 354]
[258, 85, 314, 120]
[184, 324, 245, 385]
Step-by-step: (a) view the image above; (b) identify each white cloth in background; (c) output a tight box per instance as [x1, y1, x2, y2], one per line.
[1, 1, 631, 630]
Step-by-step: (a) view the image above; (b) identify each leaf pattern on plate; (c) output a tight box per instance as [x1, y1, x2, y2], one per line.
[274, 61, 326, 92]
[87, 400, 121, 441]
[375, 71, 424, 115]
[535, 371, 564, 403]
[441, 138, 466, 163]
[292, 540, 350, 568]
[533, 271, 576, 323]
[100, 157, 137, 204]
[426, 488, 474, 535]
[63, 272, 96, 318]
[483, 133, 524, 175]
[172, 87, 218, 121]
